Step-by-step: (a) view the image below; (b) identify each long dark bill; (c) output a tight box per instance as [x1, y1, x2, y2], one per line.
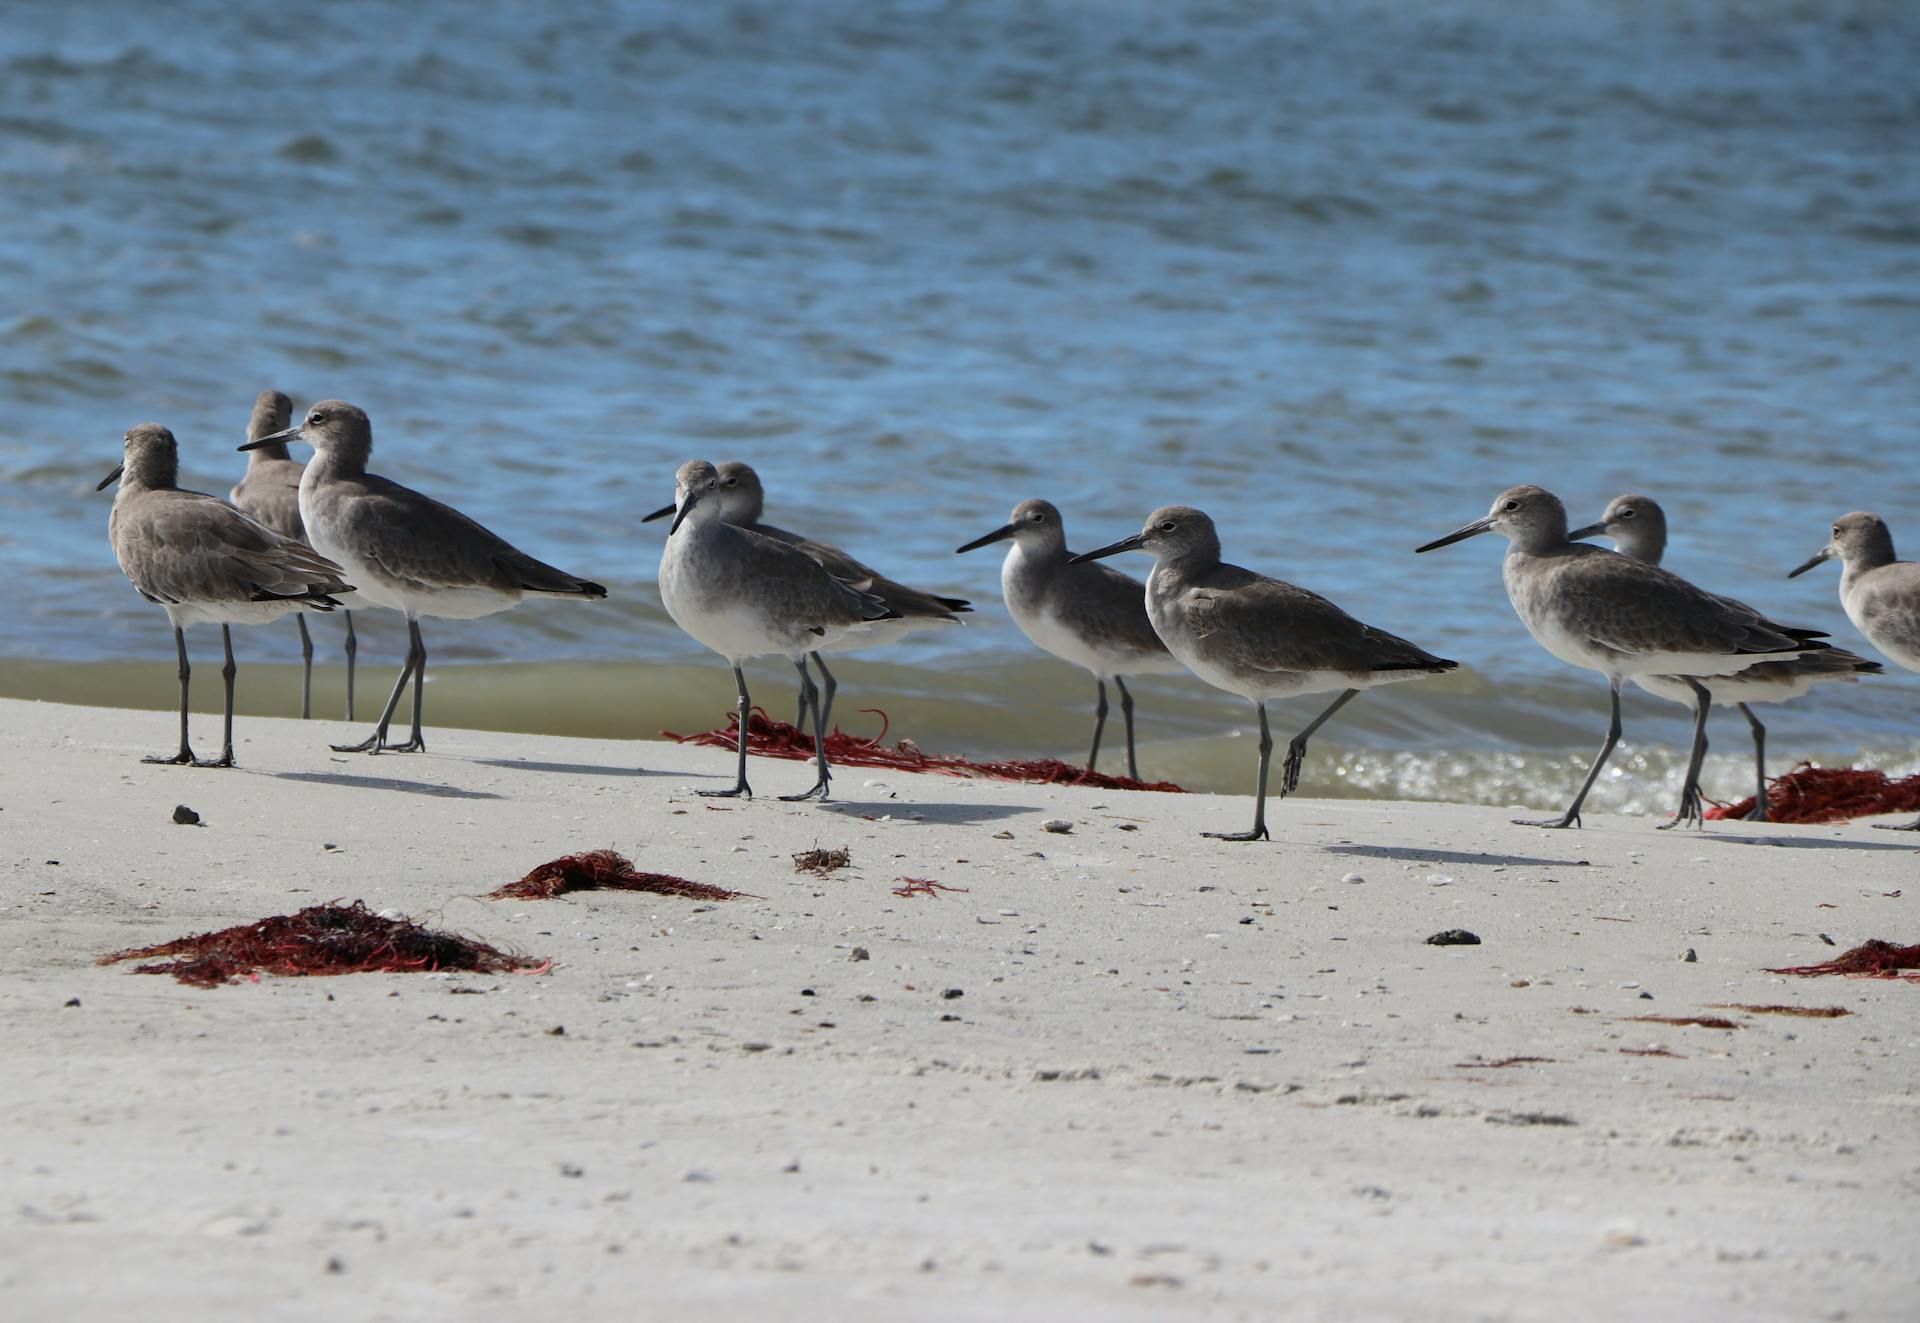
[1414, 516, 1494, 554]
[954, 523, 1017, 554]
[1068, 532, 1146, 565]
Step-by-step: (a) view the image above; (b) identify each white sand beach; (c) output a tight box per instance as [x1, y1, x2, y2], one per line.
[2, 697, 1916, 1321]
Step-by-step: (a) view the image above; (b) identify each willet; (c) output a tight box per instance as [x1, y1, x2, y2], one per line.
[1418, 485, 1831, 830]
[241, 401, 607, 754]
[1074, 506, 1454, 840]
[656, 460, 898, 801]
[1570, 493, 1881, 821]
[101, 424, 352, 766]
[1791, 511, 1920, 830]
[956, 499, 1182, 780]
[644, 460, 969, 734]
[228, 389, 359, 721]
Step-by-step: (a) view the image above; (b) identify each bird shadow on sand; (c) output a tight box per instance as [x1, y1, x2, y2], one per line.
[1696, 832, 1920, 853]
[1323, 844, 1590, 868]
[471, 758, 682, 779]
[270, 771, 503, 800]
[816, 799, 1035, 826]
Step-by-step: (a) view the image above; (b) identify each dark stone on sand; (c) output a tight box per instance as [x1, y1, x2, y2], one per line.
[1426, 929, 1481, 946]
[172, 804, 200, 825]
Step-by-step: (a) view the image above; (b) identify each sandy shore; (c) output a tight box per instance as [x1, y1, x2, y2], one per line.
[2, 697, 1916, 1321]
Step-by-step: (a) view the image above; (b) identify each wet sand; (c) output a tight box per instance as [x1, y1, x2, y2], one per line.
[2, 698, 1916, 1321]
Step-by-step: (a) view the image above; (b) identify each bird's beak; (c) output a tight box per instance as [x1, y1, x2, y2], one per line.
[954, 523, 1017, 554]
[641, 502, 676, 524]
[667, 487, 702, 535]
[96, 463, 124, 492]
[238, 423, 301, 452]
[1788, 546, 1835, 579]
[1069, 531, 1145, 564]
[1566, 520, 1607, 542]
[1415, 515, 1494, 553]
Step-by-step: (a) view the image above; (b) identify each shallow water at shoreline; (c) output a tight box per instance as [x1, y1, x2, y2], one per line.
[6, 653, 1910, 816]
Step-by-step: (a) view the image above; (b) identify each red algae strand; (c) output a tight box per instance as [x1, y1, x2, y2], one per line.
[489, 849, 744, 902]
[667, 707, 1187, 793]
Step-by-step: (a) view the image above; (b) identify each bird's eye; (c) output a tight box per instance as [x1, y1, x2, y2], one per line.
[1159, 520, 1176, 532]
[1832, 526, 1841, 538]
[308, 410, 326, 424]
[1619, 508, 1636, 519]
[1030, 511, 1042, 521]
[1502, 500, 1519, 512]
[722, 477, 737, 487]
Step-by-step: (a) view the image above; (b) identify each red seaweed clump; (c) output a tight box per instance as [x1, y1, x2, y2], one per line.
[892, 878, 969, 899]
[1707, 763, 1920, 824]
[1768, 939, 1920, 981]
[99, 901, 543, 988]
[665, 707, 1186, 793]
[488, 849, 744, 902]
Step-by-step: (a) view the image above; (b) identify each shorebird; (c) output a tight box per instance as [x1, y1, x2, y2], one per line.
[1791, 511, 1920, 830]
[241, 401, 607, 754]
[656, 460, 898, 801]
[228, 389, 359, 721]
[1074, 506, 1454, 840]
[956, 498, 1182, 781]
[101, 424, 352, 767]
[644, 460, 969, 734]
[1570, 493, 1881, 821]
[1418, 485, 1831, 830]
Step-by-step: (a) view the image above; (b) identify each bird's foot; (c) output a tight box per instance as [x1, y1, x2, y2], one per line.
[699, 784, 752, 800]
[142, 751, 197, 766]
[1658, 786, 1705, 831]
[1202, 826, 1270, 843]
[1743, 802, 1770, 823]
[330, 731, 389, 753]
[1280, 741, 1308, 796]
[779, 779, 831, 803]
[1871, 817, 1920, 832]
[384, 736, 427, 754]
[193, 753, 237, 769]
[1512, 813, 1580, 830]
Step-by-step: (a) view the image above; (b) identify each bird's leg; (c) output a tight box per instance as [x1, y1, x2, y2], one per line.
[1205, 700, 1272, 842]
[811, 653, 838, 737]
[383, 619, 429, 753]
[781, 659, 832, 801]
[1280, 688, 1360, 797]
[143, 626, 197, 765]
[1515, 678, 1622, 829]
[333, 650, 414, 753]
[193, 625, 239, 768]
[1087, 678, 1109, 775]
[342, 610, 358, 722]
[701, 665, 753, 798]
[1739, 702, 1769, 822]
[1658, 678, 1711, 831]
[1115, 676, 1140, 781]
[296, 613, 313, 720]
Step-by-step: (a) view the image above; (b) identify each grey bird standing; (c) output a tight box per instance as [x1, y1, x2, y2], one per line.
[101, 424, 352, 766]
[1791, 511, 1920, 830]
[1570, 494, 1880, 821]
[1418, 485, 1831, 830]
[228, 389, 360, 721]
[242, 401, 607, 754]
[956, 498, 1182, 780]
[656, 460, 899, 801]
[1074, 506, 1454, 840]
[644, 460, 969, 735]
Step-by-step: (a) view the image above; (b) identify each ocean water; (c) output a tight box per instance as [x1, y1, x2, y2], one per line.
[2, 0, 1917, 809]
